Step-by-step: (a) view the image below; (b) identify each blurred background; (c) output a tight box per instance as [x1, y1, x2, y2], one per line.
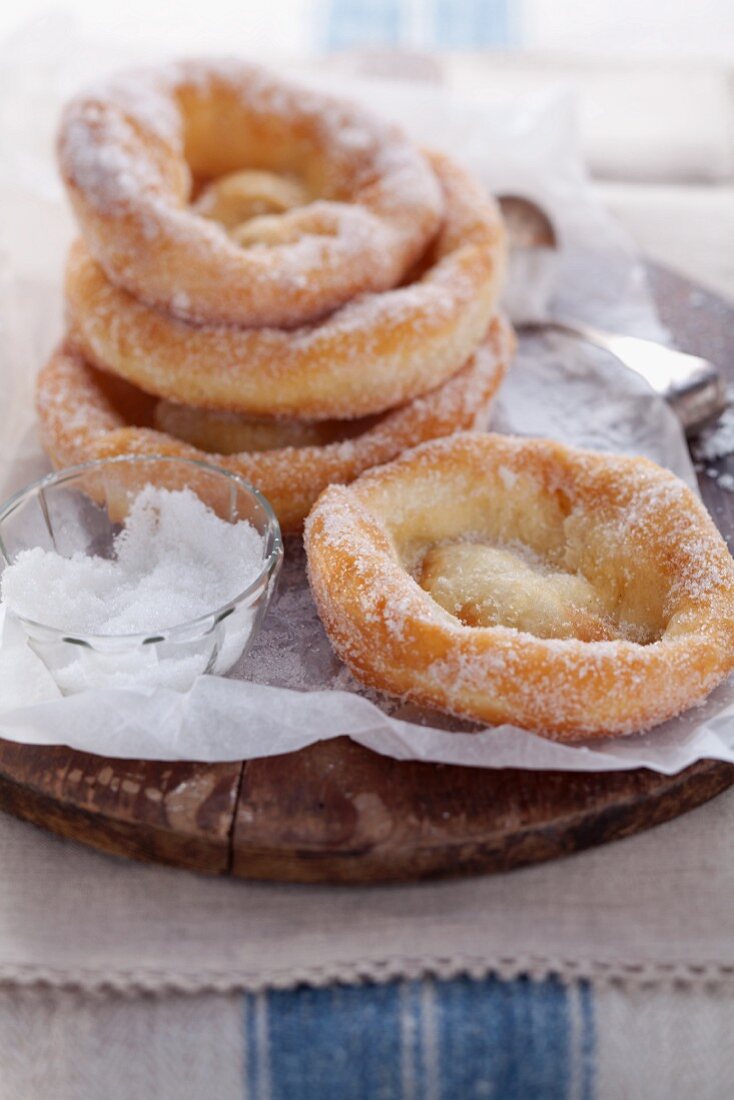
[1, 0, 733, 298]
[2, 0, 734, 55]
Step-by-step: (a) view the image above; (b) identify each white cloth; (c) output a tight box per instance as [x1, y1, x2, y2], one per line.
[2, 783, 734, 994]
[0, 978, 732, 1100]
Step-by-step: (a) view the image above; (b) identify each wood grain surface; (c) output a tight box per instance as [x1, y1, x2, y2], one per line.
[0, 262, 733, 883]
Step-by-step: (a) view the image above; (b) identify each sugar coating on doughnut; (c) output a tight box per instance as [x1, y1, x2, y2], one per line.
[36, 320, 512, 534]
[64, 151, 505, 420]
[194, 170, 308, 231]
[58, 58, 444, 327]
[419, 542, 618, 642]
[304, 432, 734, 740]
[153, 401, 360, 453]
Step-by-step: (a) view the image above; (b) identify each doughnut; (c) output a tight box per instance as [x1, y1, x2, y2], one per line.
[418, 543, 616, 642]
[57, 59, 443, 327]
[193, 169, 309, 231]
[64, 152, 506, 421]
[305, 432, 734, 740]
[153, 400, 357, 453]
[36, 319, 512, 534]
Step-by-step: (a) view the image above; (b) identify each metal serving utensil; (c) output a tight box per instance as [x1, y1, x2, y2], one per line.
[498, 194, 727, 435]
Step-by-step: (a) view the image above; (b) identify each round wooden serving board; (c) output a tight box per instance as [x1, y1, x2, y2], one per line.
[1, 264, 733, 884]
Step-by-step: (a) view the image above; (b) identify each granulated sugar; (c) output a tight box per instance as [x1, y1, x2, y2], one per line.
[694, 395, 734, 463]
[1, 485, 265, 635]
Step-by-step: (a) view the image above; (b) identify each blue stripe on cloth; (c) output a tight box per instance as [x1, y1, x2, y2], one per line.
[434, 0, 513, 48]
[431, 975, 574, 1100]
[320, 0, 515, 51]
[579, 982, 596, 1100]
[260, 981, 403, 1099]
[398, 979, 424, 1098]
[244, 992, 272, 1099]
[242, 976, 595, 1100]
[323, 0, 402, 51]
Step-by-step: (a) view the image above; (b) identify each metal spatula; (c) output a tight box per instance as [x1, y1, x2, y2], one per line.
[498, 194, 727, 435]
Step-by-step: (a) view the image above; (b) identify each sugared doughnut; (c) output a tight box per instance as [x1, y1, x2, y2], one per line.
[153, 400, 355, 453]
[305, 432, 734, 740]
[193, 169, 309, 231]
[57, 59, 443, 327]
[418, 543, 617, 642]
[64, 152, 505, 421]
[36, 320, 512, 533]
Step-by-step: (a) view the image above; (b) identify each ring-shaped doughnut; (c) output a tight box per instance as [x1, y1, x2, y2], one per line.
[36, 320, 512, 533]
[193, 169, 309, 230]
[305, 432, 734, 739]
[57, 59, 443, 327]
[64, 152, 505, 421]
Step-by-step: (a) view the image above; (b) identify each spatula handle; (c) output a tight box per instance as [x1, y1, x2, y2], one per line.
[524, 319, 727, 435]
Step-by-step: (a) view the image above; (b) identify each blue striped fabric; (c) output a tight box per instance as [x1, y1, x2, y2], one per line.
[321, 0, 514, 52]
[242, 975, 595, 1099]
[434, 0, 515, 48]
[323, 0, 402, 51]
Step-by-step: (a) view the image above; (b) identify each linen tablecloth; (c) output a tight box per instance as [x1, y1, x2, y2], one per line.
[2, 778, 734, 1099]
[6, 975, 732, 1100]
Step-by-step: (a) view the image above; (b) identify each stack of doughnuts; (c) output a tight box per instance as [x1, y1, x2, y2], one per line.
[37, 59, 512, 531]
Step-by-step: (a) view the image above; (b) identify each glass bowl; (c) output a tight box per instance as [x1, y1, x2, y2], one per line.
[0, 456, 283, 694]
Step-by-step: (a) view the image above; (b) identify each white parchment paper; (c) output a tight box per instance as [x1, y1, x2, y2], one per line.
[2, 24, 733, 771]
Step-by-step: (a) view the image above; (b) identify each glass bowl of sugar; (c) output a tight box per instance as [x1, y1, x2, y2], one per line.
[0, 456, 283, 694]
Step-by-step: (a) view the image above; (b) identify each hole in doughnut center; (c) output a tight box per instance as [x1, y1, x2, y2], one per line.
[380, 462, 672, 647]
[418, 539, 627, 642]
[190, 169, 311, 246]
[377, 458, 674, 646]
[82, 357, 382, 456]
[153, 401, 380, 454]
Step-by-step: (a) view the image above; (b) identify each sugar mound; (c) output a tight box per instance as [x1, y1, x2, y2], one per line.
[1, 486, 265, 635]
[694, 394, 734, 463]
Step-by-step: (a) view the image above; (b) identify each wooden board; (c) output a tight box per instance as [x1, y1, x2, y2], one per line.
[1, 263, 733, 883]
